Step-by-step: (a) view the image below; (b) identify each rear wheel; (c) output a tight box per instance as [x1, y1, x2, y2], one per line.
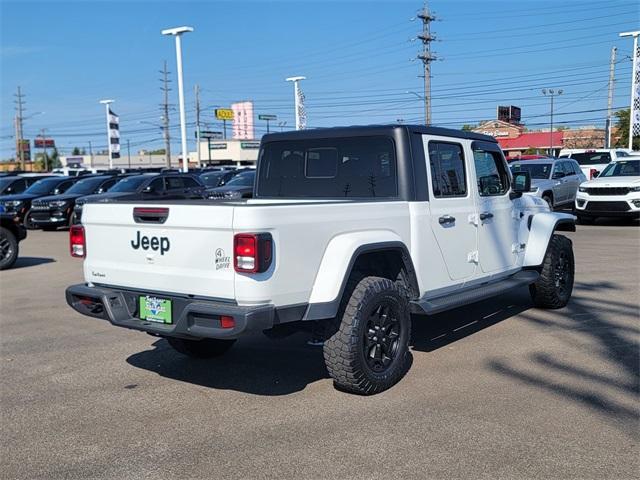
[542, 193, 553, 210]
[166, 337, 236, 358]
[0, 227, 19, 270]
[323, 276, 411, 395]
[530, 234, 574, 309]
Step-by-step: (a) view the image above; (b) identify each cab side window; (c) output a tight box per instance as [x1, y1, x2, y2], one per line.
[428, 142, 466, 198]
[56, 180, 73, 193]
[472, 149, 510, 196]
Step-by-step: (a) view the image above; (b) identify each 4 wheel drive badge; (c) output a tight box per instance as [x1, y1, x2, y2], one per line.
[215, 248, 230, 270]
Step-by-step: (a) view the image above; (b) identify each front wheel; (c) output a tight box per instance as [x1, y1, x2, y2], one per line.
[166, 337, 236, 358]
[323, 276, 411, 395]
[23, 209, 37, 230]
[0, 227, 19, 270]
[530, 234, 574, 309]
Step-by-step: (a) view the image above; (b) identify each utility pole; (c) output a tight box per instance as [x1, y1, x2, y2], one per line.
[417, 1, 437, 126]
[195, 84, 202, 168]
[39, 128, 48, 171]
[605, 47, 617, 148]
[160, 60, 172, 168]
[542, 89, 563, 156]
[88, 141, 93, 168]
[14, 86, 26, 169]
[127, 139, 131, 168]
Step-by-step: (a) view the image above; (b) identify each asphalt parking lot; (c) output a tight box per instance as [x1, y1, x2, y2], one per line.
[1, 222, 638, 480]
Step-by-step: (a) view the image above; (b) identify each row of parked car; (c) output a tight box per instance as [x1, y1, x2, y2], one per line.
[508, 155, 640, 223]
[0, 167, 256, 230]
[0, 167, 255, 270]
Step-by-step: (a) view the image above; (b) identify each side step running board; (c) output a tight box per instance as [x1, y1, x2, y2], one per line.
[410, 270, 539, 315]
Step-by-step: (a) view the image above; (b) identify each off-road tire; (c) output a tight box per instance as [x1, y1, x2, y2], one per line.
[530, 234, 574, 309]
[166, 337, 236, 358]
[542, 193, 553, 210]
[0, 227, 19, 270]
[323, 276, 411, 395]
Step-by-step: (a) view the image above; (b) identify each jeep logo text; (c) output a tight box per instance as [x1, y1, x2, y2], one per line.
[131, 231, 170, 255]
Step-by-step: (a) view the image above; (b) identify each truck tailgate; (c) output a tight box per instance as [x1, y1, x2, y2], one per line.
[82, 203, 235, 299]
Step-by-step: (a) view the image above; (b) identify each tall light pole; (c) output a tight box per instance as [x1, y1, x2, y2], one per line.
[620, 30, 640, 150]
[542, 89, 562, 156]
[162, 26, 193, 172]
[286, 76, 306, 130]
[99, 99, 114, 169]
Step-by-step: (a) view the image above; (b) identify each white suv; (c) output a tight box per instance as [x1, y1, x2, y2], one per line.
[559, 148, 633, 180]
[575, 157, 640, 223]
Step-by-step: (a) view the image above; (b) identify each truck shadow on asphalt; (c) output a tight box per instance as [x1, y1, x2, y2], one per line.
[126, 289, 532, 396]
[10, 256, 55, 269]
[484, 280, 639, 439]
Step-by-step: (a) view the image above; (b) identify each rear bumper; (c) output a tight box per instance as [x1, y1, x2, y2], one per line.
[66, 283, 275, 340]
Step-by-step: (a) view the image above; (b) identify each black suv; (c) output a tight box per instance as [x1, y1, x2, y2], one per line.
[0, 176, 53, 196]
[0, 176, 81, 228]
[31, 175, 122, 230]
[74, 173, 206, 222]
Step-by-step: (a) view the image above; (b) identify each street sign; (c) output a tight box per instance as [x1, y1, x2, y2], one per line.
[209, 143, 227, 150]
[241, 141, 261, 149]
[258, 114, 277, 121]
[196, 130, 223, 139]
[215, 109, 234, 121]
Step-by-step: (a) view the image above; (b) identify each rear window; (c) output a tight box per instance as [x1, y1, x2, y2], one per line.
[571, 152, 612, 165]
[257, 136, 397, 198]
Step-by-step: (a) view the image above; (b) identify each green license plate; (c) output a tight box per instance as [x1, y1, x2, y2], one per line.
[139, 296, 172, 324]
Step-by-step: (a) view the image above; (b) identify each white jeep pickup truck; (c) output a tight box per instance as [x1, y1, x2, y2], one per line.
[66, 125, 576, 395]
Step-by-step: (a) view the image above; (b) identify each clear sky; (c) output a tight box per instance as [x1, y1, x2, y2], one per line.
[0, 0, 638, 159]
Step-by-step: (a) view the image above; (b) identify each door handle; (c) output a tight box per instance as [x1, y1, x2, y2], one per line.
[479, 212, 494, 221]
[438, 215, 456, 225]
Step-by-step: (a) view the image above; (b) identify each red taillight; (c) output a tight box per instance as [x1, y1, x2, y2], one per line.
[233, 233, 273, 273]
[69, 225, 86, 258]
[220, 315, 235, 329]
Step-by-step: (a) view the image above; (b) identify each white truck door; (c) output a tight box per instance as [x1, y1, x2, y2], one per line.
[471, 143, 519, 274]
[424, 137, 478, 281]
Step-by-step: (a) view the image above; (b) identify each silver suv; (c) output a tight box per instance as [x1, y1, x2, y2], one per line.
[509, 158, 586, 209]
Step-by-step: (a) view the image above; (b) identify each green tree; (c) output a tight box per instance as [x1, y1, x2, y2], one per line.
[613, 108, 640, 150]
[50, 148, 62, 169]
[461, 124, 476, 131]
[72, 147, 81, 155]
[148, 148, 166, 155]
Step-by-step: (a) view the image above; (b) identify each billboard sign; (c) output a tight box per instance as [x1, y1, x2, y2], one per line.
[258, 114, 277, 121]
[215, 109, 234, 121]
[497, 105, 521, 124]
[34, 138, 56, 148]
[232, 101, 255, 140]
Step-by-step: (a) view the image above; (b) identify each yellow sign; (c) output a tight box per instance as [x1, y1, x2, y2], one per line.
[215, 109, 234, 121]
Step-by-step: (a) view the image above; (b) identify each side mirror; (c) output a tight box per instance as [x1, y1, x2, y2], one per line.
[510, 171, 531, 199]
[592, 171, 599, 178]
[53, 188, 61, 195]
[142, 185, 155, 194]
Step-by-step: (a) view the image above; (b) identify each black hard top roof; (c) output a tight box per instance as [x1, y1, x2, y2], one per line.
[262, 124, 497, 144]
